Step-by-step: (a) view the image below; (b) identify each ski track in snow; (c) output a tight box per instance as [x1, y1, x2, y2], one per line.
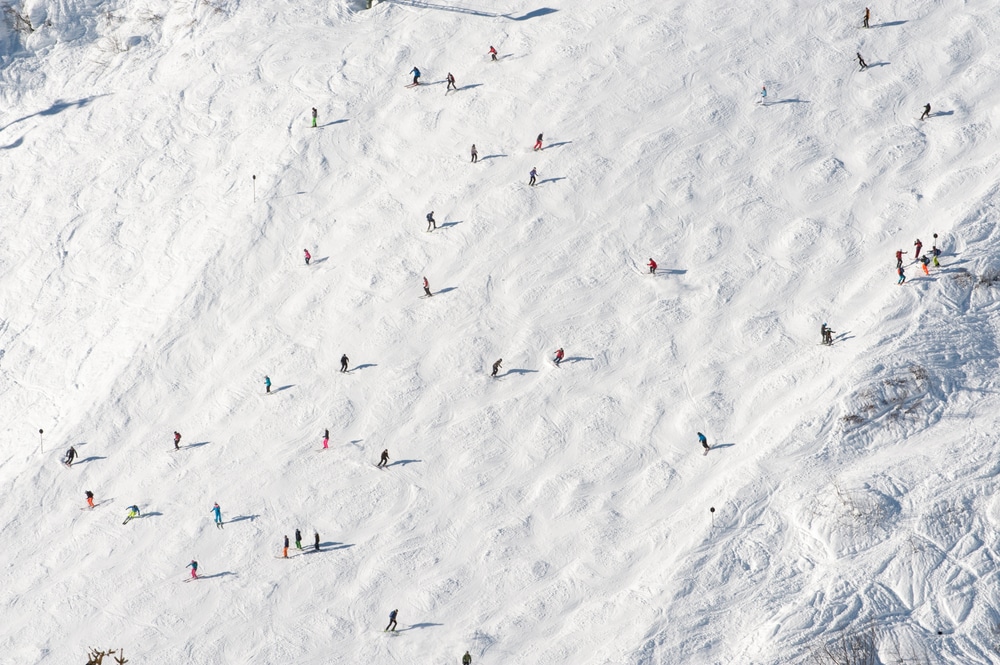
[2, 0, 1000, 662]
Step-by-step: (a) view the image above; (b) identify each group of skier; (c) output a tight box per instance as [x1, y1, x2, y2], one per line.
[895, 235, 942, 285]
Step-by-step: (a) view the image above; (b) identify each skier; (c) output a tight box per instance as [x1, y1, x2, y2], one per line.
[426, 211, 437, 232]
[648, 258, 657, 274]
[533, 133, 543, 151]
[385, 609, 398, 632]
[463, 652, 472, 665]
[410, 67, 421, 85]
[920, 103, 931, 121]
[265, 375, 272, 394]
[914, 238, 923, 259]
[212, 502, 223, 528]
[863, 7, 870, 28]
[304, 249, 311, 265]
[314, 531, 320, 552]
[85, 490, 95, 509]
[895, 249, 904, 269]
[553, 348, 565, 365]
[423, 276, 433, 297]
[340, 354, 349, 373]
[489, 45, 498, 62]
[123, 505, 140, 524]
[311, 107, 318, 128]
[760, 86, 767, 105]
[283, 535, 290, 558]
[931, 245, 941, 267]
[295, 528, 303, 550]
[897, 265, 906, 285]
[322, 428, 329, 449]
[821, 323, 834, 345]
[491, 359, 502, 377]
[173, 431, 182, 450]
[856, 52, 867, 70]
[529, 167, 538, 186]
[446, 72, 457, 92]
[63, 446, 78, 467]
[378, 449, 390, 468]
[187, 559, 198, 579]
[920, 254, 930, 275]
[697, 432, 709, 452]
[471, 144, 478, 163]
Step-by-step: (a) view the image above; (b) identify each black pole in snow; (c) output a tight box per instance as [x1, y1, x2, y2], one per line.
[38, 428, 43, 453]
[252, 175, 256, 203]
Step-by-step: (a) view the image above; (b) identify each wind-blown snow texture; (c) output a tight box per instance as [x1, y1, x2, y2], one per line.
[3, 0, 1000, 662]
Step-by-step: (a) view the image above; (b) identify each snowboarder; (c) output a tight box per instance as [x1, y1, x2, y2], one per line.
[187, 560, 198, 579]
[914, 238, 923, 259]
[385, 609, 398, 632]
[491, 359, 502, 377]
[123, 505, 140, 524]
[463, 652, 472, 665]
[533, 133, 543, 151]
[295, 528, 303, 550]
[863, 7, 870, 28]
[920, 254, 930, 275]
[446, 72, 457, 91]
[932, 245, 941, 267]
[283, 535, 290, 558]
[85, 490, 95, 509]
[173, 431, 182, 450]
[265, 376, 272, 394]
[897, 265, 906, 284]
[410, 67, 421, 85]
[378, 449, 389, 468]
[697, 432, 709, 451]
[529, 167, 538, 186]
[920, 103, 931, 121]
[856, 52, 867, 70]
[311, 107, 318, 128]
[489, 46, 498, 61]
[821, 323, 834, 345]
[314, 531, 320, 552]
[322, 429, 329, 449]
[423, 276, 433, 297]
[212, 502, 223, 528]
[340, 354, 349, 373]
[304, 249, 311, 265]
[426, 211, 436, 232]
[63, 446, 78, 467]
[553, 348, 565, 365]
[760, 86, 767, 104]
[471, 144, 478, 163]
[895, 249, 904, 269]
[648, 258, 657, 274]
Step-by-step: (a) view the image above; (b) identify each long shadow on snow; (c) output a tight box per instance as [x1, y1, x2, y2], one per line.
[1, 136, 24, 150]
[503, 368, 539, 376]
[227, 515, 260, 524]
[563, 356, 593, 363]
[542, 140, 572, 150]
[387, 459, 422, 467]
[76, 456, 106, 465]
[765, 98, 810, 105]
[384, 0, 498, 17]
[455, 84, 483, 92]
[312, 257, 330, 264]
[185, 441, 211, 449]
[318, 119, 349, 127]
[874, 20, 907, 28]
[0, 95, 111, 132]
[504, 7, 557, 20]
[304, 542, 355, 553]
[930, 111, 954, 118]
[479, 154, 507, 161]
[867, 61, 890, 68]
[439, 221, 463, 228]
[199, 571, 236, 580]
[398, 622, 445, 631]
[273, 384, 295, 393]
[710, 443, 736, 451]
[656, 269, 687, 276]
[436, 286, 458, 295]
[352, 363, 378, 371]
[142, 512, 164, 518]
[536, 177, 566, 185]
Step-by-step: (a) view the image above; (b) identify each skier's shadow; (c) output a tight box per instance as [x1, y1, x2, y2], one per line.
[457, 84, 483, 91]
[312, 257, 329, 264]
[227, 514, 260, 524]
[504, 7, 557, 20]
[273, 384, 295, 393]
[868, 61, 890, 68]
[544, 141, 572, 150]
[309, 542, 355, 553]
[929, 111, 954, 118]
[766, 98, 810, 105]
[479, 154, 507, 161]
[658, 269, 687, 276]
[318, 119, 349, 127]
[186, 441, 211, 449]
[874, 20, 907, 28]
[833, 331, 855, 343]
[536, 177, 566, 185]
[710, 443, 736, 451]
[436, 286, 458, 295]
[143, 511, 164, 518]
[353, 363, 378, 371]
[398, 622, 444, 631]
[199, 571, 236, 580]
[503, 368, 539, 376]
[439, 221, 463, 228]
[76, 456, 106, 465]
[387, 459, 422, 467]
[1, 136, 24, 150]
[563, 356, 593, 363]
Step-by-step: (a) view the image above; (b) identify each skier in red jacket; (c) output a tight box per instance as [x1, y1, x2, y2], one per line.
[648, 258, 657, 274]
[553, 348, 565, 365]
[489, 46, 498, 62]
[304, 249, 311, 265]
[913, 239, 922, 259]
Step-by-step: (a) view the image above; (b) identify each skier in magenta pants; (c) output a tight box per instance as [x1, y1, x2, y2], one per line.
[188, 560, 198, 579]
[322, 429, 329, 449]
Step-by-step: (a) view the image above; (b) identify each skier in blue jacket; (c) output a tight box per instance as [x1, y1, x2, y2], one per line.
[697, 432, 709, 451]
[385, 609, 398, 631]
[410, 67, 421, 85]
[265, 376, 272, 393]
[211, 502, 223, 528]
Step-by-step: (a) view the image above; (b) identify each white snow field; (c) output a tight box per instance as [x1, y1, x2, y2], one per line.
[3, 0, 1000, 661]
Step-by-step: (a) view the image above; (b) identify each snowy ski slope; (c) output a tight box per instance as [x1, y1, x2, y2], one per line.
[3, 0, 1000, 662]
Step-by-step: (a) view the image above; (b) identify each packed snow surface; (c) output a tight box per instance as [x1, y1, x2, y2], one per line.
[3, 0, 1000, 662]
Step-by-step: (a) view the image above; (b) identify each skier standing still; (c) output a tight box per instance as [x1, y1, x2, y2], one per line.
[423, 277, 433, 297]
[897, 266, 906, 285]
[760, 86, 767, 105]
[322, 429, 329, 449]
[385, 609, 398, 632]
[340, 354, 349, 373]
[174, 431, 182, 450]
[492, 359, 502, 377]
[265, 376, 272, 394]
[920, 255, 930, 275]
[914, 238, 922, 259]
[932, 245, 941, 267]
[304, 249, 311, 265]
[895, 249, 903, 269]
[212, 502, 223, 528]
[863, 7, 870, 28]
[820, 323, 834, 345]
[283, 535, 290, 558]
[314, 532, 320, 552]
[471, 144, 478, 163]
[311, 107, 318, 128]
[463, 652, 472, 665]
[426, 211, 436, 232]
[295, 528, 303, 550]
